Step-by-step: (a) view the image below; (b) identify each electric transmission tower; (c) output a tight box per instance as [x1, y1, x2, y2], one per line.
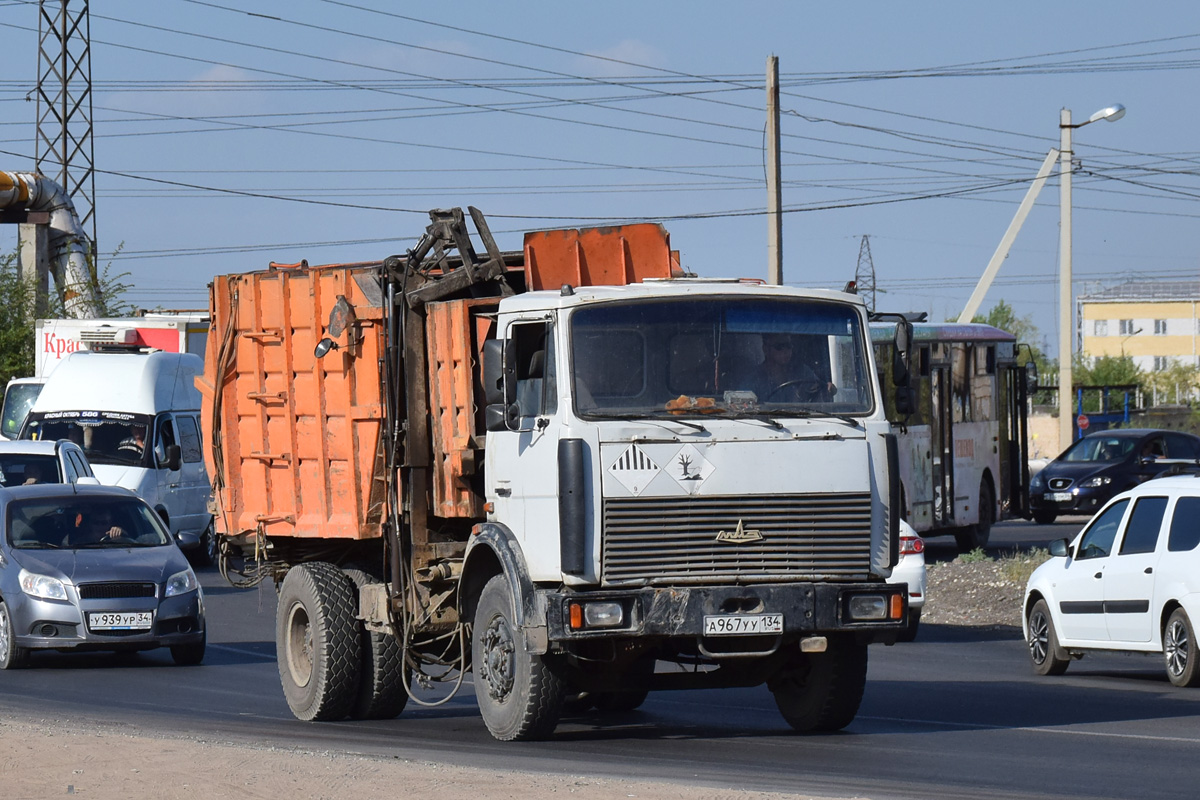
[855, 235, 877, 313]
[35, 0, 97, 250]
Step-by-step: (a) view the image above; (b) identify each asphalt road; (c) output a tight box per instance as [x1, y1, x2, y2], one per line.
[6, 518, 1200, 800]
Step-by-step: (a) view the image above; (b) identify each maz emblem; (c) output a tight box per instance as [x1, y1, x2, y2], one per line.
[715, 519, 763, 543]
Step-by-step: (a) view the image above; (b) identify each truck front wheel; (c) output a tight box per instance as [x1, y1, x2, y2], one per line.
[277, 563, 362, 721]
[472, 575, 564, 741]
[769, 635, 868, 733]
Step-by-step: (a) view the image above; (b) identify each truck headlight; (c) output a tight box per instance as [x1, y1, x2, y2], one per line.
[846, 592, 905, 621]
[567, 600, 626, 630]
[19, 568, 67, 601]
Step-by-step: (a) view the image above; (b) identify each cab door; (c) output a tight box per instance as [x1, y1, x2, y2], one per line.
[154, 413, 209, 536]
[485, 319, 564, 581]
[1104, 495, 1167, 643]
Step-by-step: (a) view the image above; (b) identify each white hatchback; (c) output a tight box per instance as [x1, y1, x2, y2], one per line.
[888, 520, 926, 641]
[1023, 473, 1200, 686]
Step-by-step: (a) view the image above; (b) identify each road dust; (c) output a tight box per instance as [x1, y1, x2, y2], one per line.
[0, 714, 850, 800]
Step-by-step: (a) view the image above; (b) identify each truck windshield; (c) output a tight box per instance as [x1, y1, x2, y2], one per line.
[570, 297, 873, 417]
[21, 411, 155, 468]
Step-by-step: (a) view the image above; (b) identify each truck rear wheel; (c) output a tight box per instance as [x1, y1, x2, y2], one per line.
[472, 575, 564, 741]
[769, 636, 868, 733]
[277, 563, 361, 721]
[343, 569, 409, 720]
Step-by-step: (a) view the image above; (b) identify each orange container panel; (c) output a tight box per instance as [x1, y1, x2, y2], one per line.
[426, 298, 497, 518]
[522, 223, 677, 290]
[199, 265, 388, 541]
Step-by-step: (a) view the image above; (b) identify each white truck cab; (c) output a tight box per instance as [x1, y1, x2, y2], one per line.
[19, 351, 214, 561]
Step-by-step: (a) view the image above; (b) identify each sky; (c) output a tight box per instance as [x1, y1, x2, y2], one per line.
[1, 1, 1198, 360]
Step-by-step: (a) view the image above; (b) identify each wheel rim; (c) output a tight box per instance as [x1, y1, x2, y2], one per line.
[1028, 610, 1050, 665]
[0, 604, 10, 663]
[479, 612, 515, 702]
[284, 601, 314, 688]
[1166, 619, 1189, 678]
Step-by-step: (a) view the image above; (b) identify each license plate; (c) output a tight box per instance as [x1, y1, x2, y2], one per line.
[1046, 492, 1072, 502]
[703, 613, 783, 636]
[88, 611, 152, 631]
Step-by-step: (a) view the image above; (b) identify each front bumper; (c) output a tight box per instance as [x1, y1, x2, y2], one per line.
[1029, 485, 1113, 516]
[542, 582, 907, 643]
[10, 589, 205, 652]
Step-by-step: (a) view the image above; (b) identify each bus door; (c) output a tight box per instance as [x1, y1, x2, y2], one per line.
[930, 364, 955, 525]
[1001, 364, 1031, 519]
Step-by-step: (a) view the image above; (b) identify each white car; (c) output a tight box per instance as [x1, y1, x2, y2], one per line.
[1023, 473, 1200, 685]
[0, 439, 97, 486]
[888, 520, 926, 641]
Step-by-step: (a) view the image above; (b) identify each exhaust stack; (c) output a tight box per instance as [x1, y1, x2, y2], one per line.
[0, 171, 101, 318]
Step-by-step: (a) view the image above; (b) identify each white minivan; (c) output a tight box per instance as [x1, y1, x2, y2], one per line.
[19, 351, 215, 564]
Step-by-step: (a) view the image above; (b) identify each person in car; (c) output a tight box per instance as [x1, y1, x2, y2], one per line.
[117, 423, 147, 459]
[65, 506, 131, 546]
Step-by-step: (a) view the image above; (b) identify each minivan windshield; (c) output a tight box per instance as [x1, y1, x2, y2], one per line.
[7, 495, 172, 549]
[571, 297, 873, 417]
[1, 382, 44, 439]
[1061, 436, 1136, 463]
[22, 411, 154, 467]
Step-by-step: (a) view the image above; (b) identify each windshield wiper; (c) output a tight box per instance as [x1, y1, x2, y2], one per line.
[771, 408, 862, 428]
[726, 411, 785, 430]
[588, 411, 707, 433]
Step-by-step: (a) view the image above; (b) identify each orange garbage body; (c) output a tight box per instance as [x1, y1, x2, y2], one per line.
[522, 223, 678, 290]
[198, 264, 389, 541]
[199, 218, 686, 544]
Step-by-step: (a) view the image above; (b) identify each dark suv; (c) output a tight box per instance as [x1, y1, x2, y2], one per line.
[1029, 429, 1200, 524]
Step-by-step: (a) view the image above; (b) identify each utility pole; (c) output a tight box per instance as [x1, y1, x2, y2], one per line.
[766, 55, 782, 285]
[855, 235, 877, 314]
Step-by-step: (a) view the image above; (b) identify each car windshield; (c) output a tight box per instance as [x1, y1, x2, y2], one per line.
[571, 297, 873, 417]
[0, 454, 60, 487]
[6, 496, 172, 550]
[1061, 436, 1136, 463]
[21, 411, 153, 467]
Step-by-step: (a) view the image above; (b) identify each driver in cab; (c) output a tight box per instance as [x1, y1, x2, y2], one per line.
[757, 333, 835, 403]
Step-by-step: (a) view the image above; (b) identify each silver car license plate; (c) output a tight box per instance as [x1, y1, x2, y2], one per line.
[703, 613, 783, 636]
[1046, 492, 1072, 503]
[88, 611, 152, 631]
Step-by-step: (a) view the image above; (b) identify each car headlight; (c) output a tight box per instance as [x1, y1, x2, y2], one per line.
[1080, 475, 1112, 488]
[165, 567, 199, 597]
[1030, 474, 1044, 489]
[19, 568, 67, 601]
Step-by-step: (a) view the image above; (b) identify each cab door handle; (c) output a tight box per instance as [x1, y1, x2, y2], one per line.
[1094, 572, 1103, 579]
[1145, 567, 1154, 574]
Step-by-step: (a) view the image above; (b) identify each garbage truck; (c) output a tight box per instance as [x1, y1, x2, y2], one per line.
[199, 207, 914, 741]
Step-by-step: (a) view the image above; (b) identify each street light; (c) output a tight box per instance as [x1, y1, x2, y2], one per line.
[1058, 103, 1126, 452]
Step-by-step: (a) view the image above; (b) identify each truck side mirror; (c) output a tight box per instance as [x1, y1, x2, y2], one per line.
[1025, 360, 1039, 391]
[891, 321, 913, 387]
[164, 444, 182, 472]
[482, 339, 518, 430]
[894, 386, 916, 416]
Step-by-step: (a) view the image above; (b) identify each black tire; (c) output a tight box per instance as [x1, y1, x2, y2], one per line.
[276, 562, 362, 721]
[472, 575, 564, 741]
[769, 635, 868, 733]
[0, 600, 30, 670]
[1164, 608, 1200, 688]
[170, 630, 206, 666]
[198, 520, 220, 568]
[343, 569, 409, 720]
[1033, 509, 1058, 525]
[1027, 599, 1069, 676]
[895, 608, 921, 643]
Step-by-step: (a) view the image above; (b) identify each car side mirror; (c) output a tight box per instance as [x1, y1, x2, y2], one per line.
[1049, 538, 1070, 558]
[164, 444, 182, 472]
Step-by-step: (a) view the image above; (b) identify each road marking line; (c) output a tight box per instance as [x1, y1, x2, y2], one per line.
[207, 643, 274, 660]
[861, 715, 1200, 744]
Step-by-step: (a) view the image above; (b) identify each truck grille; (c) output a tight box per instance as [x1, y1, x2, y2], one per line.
[601, 493, 873, 586]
